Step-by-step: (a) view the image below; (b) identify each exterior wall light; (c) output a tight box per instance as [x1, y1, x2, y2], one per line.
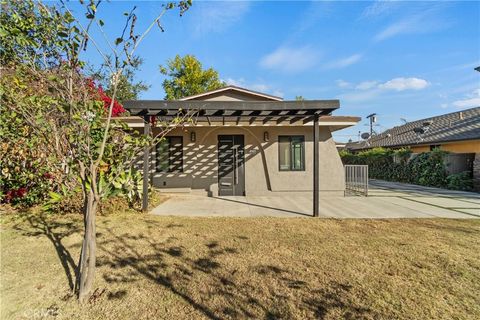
[264, 131, 269, 142]
[190, 131, 196, 142]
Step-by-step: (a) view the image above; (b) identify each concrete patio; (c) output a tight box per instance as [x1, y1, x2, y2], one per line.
[151, 180, 480, 218]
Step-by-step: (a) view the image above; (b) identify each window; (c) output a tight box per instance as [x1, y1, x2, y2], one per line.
[430, 144, 441, 151]
[156, 136, 183, 172]
[279, 136, 305, 171]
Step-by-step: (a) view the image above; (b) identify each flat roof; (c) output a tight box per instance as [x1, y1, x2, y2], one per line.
[124, 100, 339, 113]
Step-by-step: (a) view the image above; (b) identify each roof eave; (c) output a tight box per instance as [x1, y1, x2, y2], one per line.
[178, 85, 284, 101]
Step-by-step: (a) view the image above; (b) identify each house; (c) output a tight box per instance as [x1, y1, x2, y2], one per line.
[346, 107, 480, 153]
[123, 86, 360, 213]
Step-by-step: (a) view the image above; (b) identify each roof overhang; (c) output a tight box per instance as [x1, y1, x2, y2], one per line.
[123, 100, 340, 126]
[317, 115, 361, 131]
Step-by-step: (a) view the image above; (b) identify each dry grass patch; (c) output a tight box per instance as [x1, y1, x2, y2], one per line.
[1, 213, 479, 319]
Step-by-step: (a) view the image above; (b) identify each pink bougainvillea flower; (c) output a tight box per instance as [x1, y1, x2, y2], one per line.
[86, 78, 126, 117]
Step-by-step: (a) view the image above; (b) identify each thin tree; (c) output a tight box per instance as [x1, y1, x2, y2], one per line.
[1, 0, 193, 302]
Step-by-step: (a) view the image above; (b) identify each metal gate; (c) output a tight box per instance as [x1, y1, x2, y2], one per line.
[344, 165, 369, 196]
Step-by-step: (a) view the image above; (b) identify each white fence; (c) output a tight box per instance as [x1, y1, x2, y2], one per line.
[345, 165, 369, 196]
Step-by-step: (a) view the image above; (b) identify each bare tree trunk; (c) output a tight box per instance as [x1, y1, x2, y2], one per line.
[77, 188, 98, 303]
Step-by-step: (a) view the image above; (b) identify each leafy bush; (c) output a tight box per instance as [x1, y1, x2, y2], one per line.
[408, 150, 448, 188]
[0, 109, 61, 206]
[42, 189, 83, 215]
[43, 169, 144, 214]
[340, 147, 473, 191]
[446, 172, 473, 191]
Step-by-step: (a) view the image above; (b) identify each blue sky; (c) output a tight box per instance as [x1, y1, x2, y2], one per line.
[68, 0, 480, 142]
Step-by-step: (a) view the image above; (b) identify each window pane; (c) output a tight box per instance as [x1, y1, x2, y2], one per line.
[156, 139, 169, 172]
[156, 137, 183, 173]
[279, 136, 304, 171]
[169, 136, 183, 172]
[291, 141, 302, 170]
[279, 136, 291, 170]
[291, 137, 304, 170]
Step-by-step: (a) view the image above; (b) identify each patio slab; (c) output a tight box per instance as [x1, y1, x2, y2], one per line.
[151, 181, 479, 218]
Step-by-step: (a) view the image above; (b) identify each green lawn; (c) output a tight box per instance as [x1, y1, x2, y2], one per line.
[1, 212, 479, 319]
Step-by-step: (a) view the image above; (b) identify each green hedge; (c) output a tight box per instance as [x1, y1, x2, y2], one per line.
[340, 147, 473, 191]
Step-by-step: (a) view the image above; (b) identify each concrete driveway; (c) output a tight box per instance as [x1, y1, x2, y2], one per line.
[151, 180, 480, 218]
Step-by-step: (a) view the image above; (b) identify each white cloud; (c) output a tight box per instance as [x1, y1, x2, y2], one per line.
[453, 98, 480, 108]
[335, 80, 351, 88]
[356, 81, 378, 90]
[250, 84, 270, 92]
[337, 77, 429, 93]
[337, 77, 430, 102]
[452, 89, 480, 108]
[378, 77, 429, 91]
[272, 90, 284, 98]
[193, 1, 250, 35]
[225, 77, 244, 87]
[225, 77, 270, 92]
[339, 89, 382, 103]
[360, 0, 400, 19]
[324, 54, 362, 69]
[259, 46, 319, 72]
[225, 77, 283, 97]
[374, 17, 418, 41]
[373, 7, 448, 42]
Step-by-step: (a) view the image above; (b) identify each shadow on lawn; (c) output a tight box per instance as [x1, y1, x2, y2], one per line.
[14, 215, 381, 319]
[96, 224, 381, 319]
[13, 214, 80, 291]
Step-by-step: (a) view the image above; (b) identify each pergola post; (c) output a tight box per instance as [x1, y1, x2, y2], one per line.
[142, 115, 151, 212]
[313, 114, 319, 217]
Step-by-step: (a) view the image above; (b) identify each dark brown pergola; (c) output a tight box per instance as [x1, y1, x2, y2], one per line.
[123, 99, 340, 217]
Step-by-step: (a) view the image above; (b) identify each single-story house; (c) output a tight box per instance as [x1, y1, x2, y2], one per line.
[123, 86, 360, 213]
[345, 107, 480, 153]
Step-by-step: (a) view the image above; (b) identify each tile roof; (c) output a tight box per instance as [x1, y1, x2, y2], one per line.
[347, 107, 480, 150]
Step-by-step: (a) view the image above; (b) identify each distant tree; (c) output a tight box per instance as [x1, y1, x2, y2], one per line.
[295, 96, 305, 101]
[93, 56, 149, 103]
[159, 54, 225, 100]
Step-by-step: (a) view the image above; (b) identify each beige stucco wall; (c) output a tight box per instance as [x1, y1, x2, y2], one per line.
[149, 125, 345, 196]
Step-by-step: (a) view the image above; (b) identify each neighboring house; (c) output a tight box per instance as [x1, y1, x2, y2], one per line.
[335, 141, 347, 151]
[346, 107, 480, 153]
[123, 86, 359, 200]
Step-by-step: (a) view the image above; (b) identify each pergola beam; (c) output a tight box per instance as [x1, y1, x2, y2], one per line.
[125, 99, 340, 113]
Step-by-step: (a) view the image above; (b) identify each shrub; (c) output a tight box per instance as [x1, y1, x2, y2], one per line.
[43, 168, 144, 214]
[446, 172, 474, 191]
[339, 147, 473, 190]
[408, 149, 448, 188]
[0, 109, 61, 207]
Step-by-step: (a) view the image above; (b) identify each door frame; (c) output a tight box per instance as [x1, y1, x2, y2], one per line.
[217, 134, 246, 196]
